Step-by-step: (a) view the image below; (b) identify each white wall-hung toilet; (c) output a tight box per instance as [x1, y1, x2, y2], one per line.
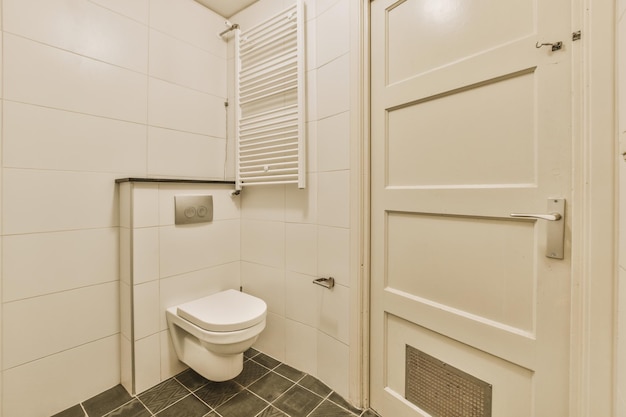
[166, 289, 267, 382]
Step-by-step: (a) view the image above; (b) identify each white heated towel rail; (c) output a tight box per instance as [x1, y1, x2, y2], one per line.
[235, 0, 306, 190]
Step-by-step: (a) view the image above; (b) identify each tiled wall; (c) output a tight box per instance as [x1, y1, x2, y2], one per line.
[618, 0, 626, 414]
[229, 0, 354, 399]
[0, 0, 230, 415]
[119, 182, 241, 395]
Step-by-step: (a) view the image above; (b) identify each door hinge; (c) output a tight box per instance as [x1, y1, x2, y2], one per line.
[572, 30, 581, 41]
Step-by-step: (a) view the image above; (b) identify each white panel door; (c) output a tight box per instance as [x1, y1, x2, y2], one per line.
[370, 0, 573, 416]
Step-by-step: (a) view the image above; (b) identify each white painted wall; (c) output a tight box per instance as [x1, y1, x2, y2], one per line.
[0, 0, 230, 415]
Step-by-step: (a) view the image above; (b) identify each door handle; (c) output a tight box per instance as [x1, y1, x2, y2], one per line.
[509, 213, 561, 221]
[509, 198, 565, 259]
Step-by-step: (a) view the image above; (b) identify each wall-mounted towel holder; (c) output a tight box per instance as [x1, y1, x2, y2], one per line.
[313, 277, 335, 289]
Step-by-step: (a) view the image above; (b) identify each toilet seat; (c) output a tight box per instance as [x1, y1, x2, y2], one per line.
[176, 289, 267, 332]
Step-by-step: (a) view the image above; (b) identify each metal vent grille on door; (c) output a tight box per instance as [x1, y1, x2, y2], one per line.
[405, 345, 492, 417]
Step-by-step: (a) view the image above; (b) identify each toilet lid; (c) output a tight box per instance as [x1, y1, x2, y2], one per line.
[177, 289, 267, 332]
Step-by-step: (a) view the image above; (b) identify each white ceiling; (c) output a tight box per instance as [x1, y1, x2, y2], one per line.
[194, 0, 259, 18]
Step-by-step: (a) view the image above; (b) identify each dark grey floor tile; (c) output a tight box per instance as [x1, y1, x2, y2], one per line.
[248, 372, 294, 402]
[252, 353, 281, 370]
[298, 375, 332, 397]
[273, 364, 305, 383]
[83, 385, 132, 417]
[234, 360, 270, 387]
[175, 368, 209, 391]
[155, 394, 211, 417]
[256, 405, 289, 417]
[244, 348, 260, 359]
[309, 400, 358, 417]
[103, 399, 151, 417]
[194, 380, 244, 408]
[138, 378, 190, 414]
[51, 404, 85, 417]
[215, 390, 268, 417]
[360, 409, 382, 417]
[329, 392, 362, 415]
[272, 385, 323, 417]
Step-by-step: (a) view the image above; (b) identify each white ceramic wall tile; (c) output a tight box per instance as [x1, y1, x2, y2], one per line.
[158, 184, 240, 225]
[315, 0, 350, 67]
[134, 333, 162, 394]
[2, 228, 119, 302]
[316, 53, 350, 120]
[160, 329, 187, 380]
[305, 16, 317, 71]
[285, 223, 318, 275]
[133, 184, 160, 228]
[241, 219, 286, 268]
[285, 271, 321, 327]
[253, 312, 286, 362]
[89, 0, 150, 24]
[149, 29, 227, 96]
[3, 0, 149, 73]
[314, 0, 341, 17]
[241, 185, 287, 221]
[232, 0, 288, 32]
[317, 170, 350, 228]
[148, 127, 226, 179]
[317, 225, 350, 287]
[319, 283, 350, 344]
[306, 120, 318, 173]
[148, 77, 226, 137]
[316, 332, 349, 399]
[2, 282, 119, 369]
[241, 262, 286, 315]
[159, 262, 240, 330]
[160, 220, 240, 278]
[2, 335, 120, 417]
[306, 69, 318, 122]
[3, 101, 147, 174]
[120, 183, 132, 228]
[134, 280, 161, 340]
[133, 227, 160, 284]
[121, 227, 132, 285]
[121, 281, 132, 339]
[4, 33, 148, 123]
[150, 0, 226, 57]
[317, 111, 350, 172]
[121, 334, 133, 395]
[3, 169, 120, 234]
[285, 319, 317, 376]
[285, 173, 317, 223]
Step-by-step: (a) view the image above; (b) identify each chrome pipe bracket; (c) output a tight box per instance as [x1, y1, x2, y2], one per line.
[313, 277, 335, 289]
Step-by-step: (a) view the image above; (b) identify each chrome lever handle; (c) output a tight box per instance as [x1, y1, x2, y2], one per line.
[510, 198, 565, 259]
[509, 212, 562, 221]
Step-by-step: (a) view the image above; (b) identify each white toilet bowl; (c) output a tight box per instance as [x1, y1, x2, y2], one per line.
[166, 289, 267, 382]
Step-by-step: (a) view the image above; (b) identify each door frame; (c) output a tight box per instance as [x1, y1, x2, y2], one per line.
[350, 0, 617, 414]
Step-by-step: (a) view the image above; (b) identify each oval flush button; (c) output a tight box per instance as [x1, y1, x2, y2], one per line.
[197, 206, 208, 217]
[184, 206, 196, 218]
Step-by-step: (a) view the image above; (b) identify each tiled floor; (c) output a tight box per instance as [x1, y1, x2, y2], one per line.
[52, 349, 381, 417]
